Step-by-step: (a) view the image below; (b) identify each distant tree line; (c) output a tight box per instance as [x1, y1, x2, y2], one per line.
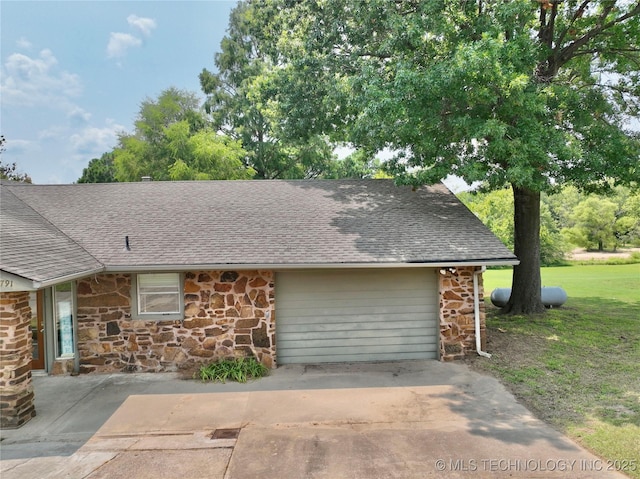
[459, 186, 640, 264]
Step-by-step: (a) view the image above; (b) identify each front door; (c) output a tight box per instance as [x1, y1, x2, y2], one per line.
[30, 291, 45, 370]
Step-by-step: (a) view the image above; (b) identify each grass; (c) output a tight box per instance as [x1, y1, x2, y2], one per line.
[468, 264, 640, 478]
[571, 251, 640, 266]
[483, 263, 640, 303]
[195, 357, 269, 383]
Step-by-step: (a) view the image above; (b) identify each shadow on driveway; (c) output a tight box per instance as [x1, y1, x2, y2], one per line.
[2, 361, 623, 479]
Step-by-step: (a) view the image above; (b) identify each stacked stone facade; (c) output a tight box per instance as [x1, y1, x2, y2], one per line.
[76, 271, 275, 374]
[0, 291, 36, 428]
[438, 266, 485, 360]
[43, 267, 484, 375]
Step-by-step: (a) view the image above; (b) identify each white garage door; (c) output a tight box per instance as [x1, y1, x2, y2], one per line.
[276, 269, 438, 364]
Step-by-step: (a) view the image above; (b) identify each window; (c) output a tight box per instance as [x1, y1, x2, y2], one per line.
[54, 282, 75, 358]
[132, 273, 183, 319]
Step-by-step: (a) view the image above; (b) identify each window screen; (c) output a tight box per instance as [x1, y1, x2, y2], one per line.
[137, 273, 181, 314]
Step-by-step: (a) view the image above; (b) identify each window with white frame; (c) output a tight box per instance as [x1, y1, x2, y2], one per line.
[133, 273, 183, 319]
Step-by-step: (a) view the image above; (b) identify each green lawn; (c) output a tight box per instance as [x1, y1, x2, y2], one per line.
[483, 263, 640, 303]
[469, 264, 640, 478]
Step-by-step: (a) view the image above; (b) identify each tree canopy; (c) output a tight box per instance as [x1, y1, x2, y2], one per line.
[90, 87, 255, 182]
[78, 152, 117, 183]
[200, 1, 371, 179]
[0, 135, 32, 183]
[246, 0, 640, 314]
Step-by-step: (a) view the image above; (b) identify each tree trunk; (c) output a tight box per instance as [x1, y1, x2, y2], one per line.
[501, 185, 546, 315]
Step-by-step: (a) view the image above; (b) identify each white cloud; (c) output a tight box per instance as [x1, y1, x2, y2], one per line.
[69, 120, 125, 155]
[16, 37, 32, 50]
[3, 138, 34, 154]
[0, 49, 82, 108]
[106, 32, 142, 58]
[67, 106, 92, 125]
[106, 15, 156, 60]
[38, 125, 67, 141]
[127, 15, 156, 37]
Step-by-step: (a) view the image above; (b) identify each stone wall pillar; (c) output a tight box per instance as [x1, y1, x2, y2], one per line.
[438, 266, 486, 361]
[0, 291, 36, 428]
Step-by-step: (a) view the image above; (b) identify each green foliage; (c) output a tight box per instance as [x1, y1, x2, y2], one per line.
[136, 87, 205, 145]
[195, 357, 269, 383]
[543, 186, 583, 233]
[78, 152, 117, 183]
[256, 0, 639, 192]
[461, 184, 640, 265]
[0, 135, 32, 183]
[249, 0, 640, 314]
[167, 130, 254, 181]
[564, 197, 618, 251]
[459, 187, 568, 266]
[321, 149, 384, 179]
[557, 186, 640, 251]
[459, 189, 515, 249]
[106, 88, 254, 182]
[200, 1, 344, 179]
[0, 160, 32, 183]
[613, 190, 640, 247]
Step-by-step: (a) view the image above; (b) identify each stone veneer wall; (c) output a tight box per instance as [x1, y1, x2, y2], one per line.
[76, 271, 275, 373]
[439, 266, 486, 360]
[0, 291, 36, 428]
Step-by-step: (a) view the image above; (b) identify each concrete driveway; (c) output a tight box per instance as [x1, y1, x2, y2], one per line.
[0, 361, 626, 478]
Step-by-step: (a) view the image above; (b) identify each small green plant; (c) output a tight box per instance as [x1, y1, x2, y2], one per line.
[195, 357, 269, 383]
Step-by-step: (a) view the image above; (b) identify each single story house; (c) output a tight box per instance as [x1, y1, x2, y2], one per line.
[0, 179, 517, 427]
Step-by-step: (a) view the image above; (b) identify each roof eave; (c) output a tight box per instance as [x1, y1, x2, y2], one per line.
[37, 267, 106, 288]
[23, 266, 106, 290]
[104, 258, 519, 273]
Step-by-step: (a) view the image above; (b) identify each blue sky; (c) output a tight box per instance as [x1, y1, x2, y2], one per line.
[1, 1, 238, 184]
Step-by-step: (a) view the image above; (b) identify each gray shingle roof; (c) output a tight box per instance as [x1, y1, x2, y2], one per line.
[1, 180, 516, 283]
[0, 183, 103, 284]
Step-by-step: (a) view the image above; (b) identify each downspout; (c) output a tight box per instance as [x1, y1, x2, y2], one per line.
[473, 266, 492, 358]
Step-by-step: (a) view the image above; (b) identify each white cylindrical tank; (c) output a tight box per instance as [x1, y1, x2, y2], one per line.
[541, 287, 568, 307]
[490, 288, 511, 307]
[490, 287, 568, 308]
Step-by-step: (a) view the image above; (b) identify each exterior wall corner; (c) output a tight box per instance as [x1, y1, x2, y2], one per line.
[438, 266, 486, 361]
[0, 291, 36, 428]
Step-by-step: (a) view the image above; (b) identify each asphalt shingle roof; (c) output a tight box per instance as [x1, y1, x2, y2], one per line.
[0, 183, 103, 284]
[1, 180, 516, 284]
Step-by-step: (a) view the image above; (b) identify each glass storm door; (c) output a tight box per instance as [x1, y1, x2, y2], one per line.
[30, 291, 45, 370]
[54, 283, 75, 358]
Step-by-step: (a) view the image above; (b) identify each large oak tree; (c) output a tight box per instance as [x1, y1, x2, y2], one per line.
[250, 0, 640, 314]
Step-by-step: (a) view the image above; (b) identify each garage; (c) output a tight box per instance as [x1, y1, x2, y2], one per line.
[276, 269, 439, 364]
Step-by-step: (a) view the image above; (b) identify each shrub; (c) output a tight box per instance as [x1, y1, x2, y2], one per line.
[195, 357, 269, 383]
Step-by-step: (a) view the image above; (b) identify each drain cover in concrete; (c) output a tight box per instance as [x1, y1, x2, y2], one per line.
[210, 428, 241, 440]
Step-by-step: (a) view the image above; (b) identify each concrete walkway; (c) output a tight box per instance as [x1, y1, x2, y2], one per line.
[0, 361, 625, 478]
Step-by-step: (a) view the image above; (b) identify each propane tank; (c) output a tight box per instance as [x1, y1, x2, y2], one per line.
[490, 287, 567, 308]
